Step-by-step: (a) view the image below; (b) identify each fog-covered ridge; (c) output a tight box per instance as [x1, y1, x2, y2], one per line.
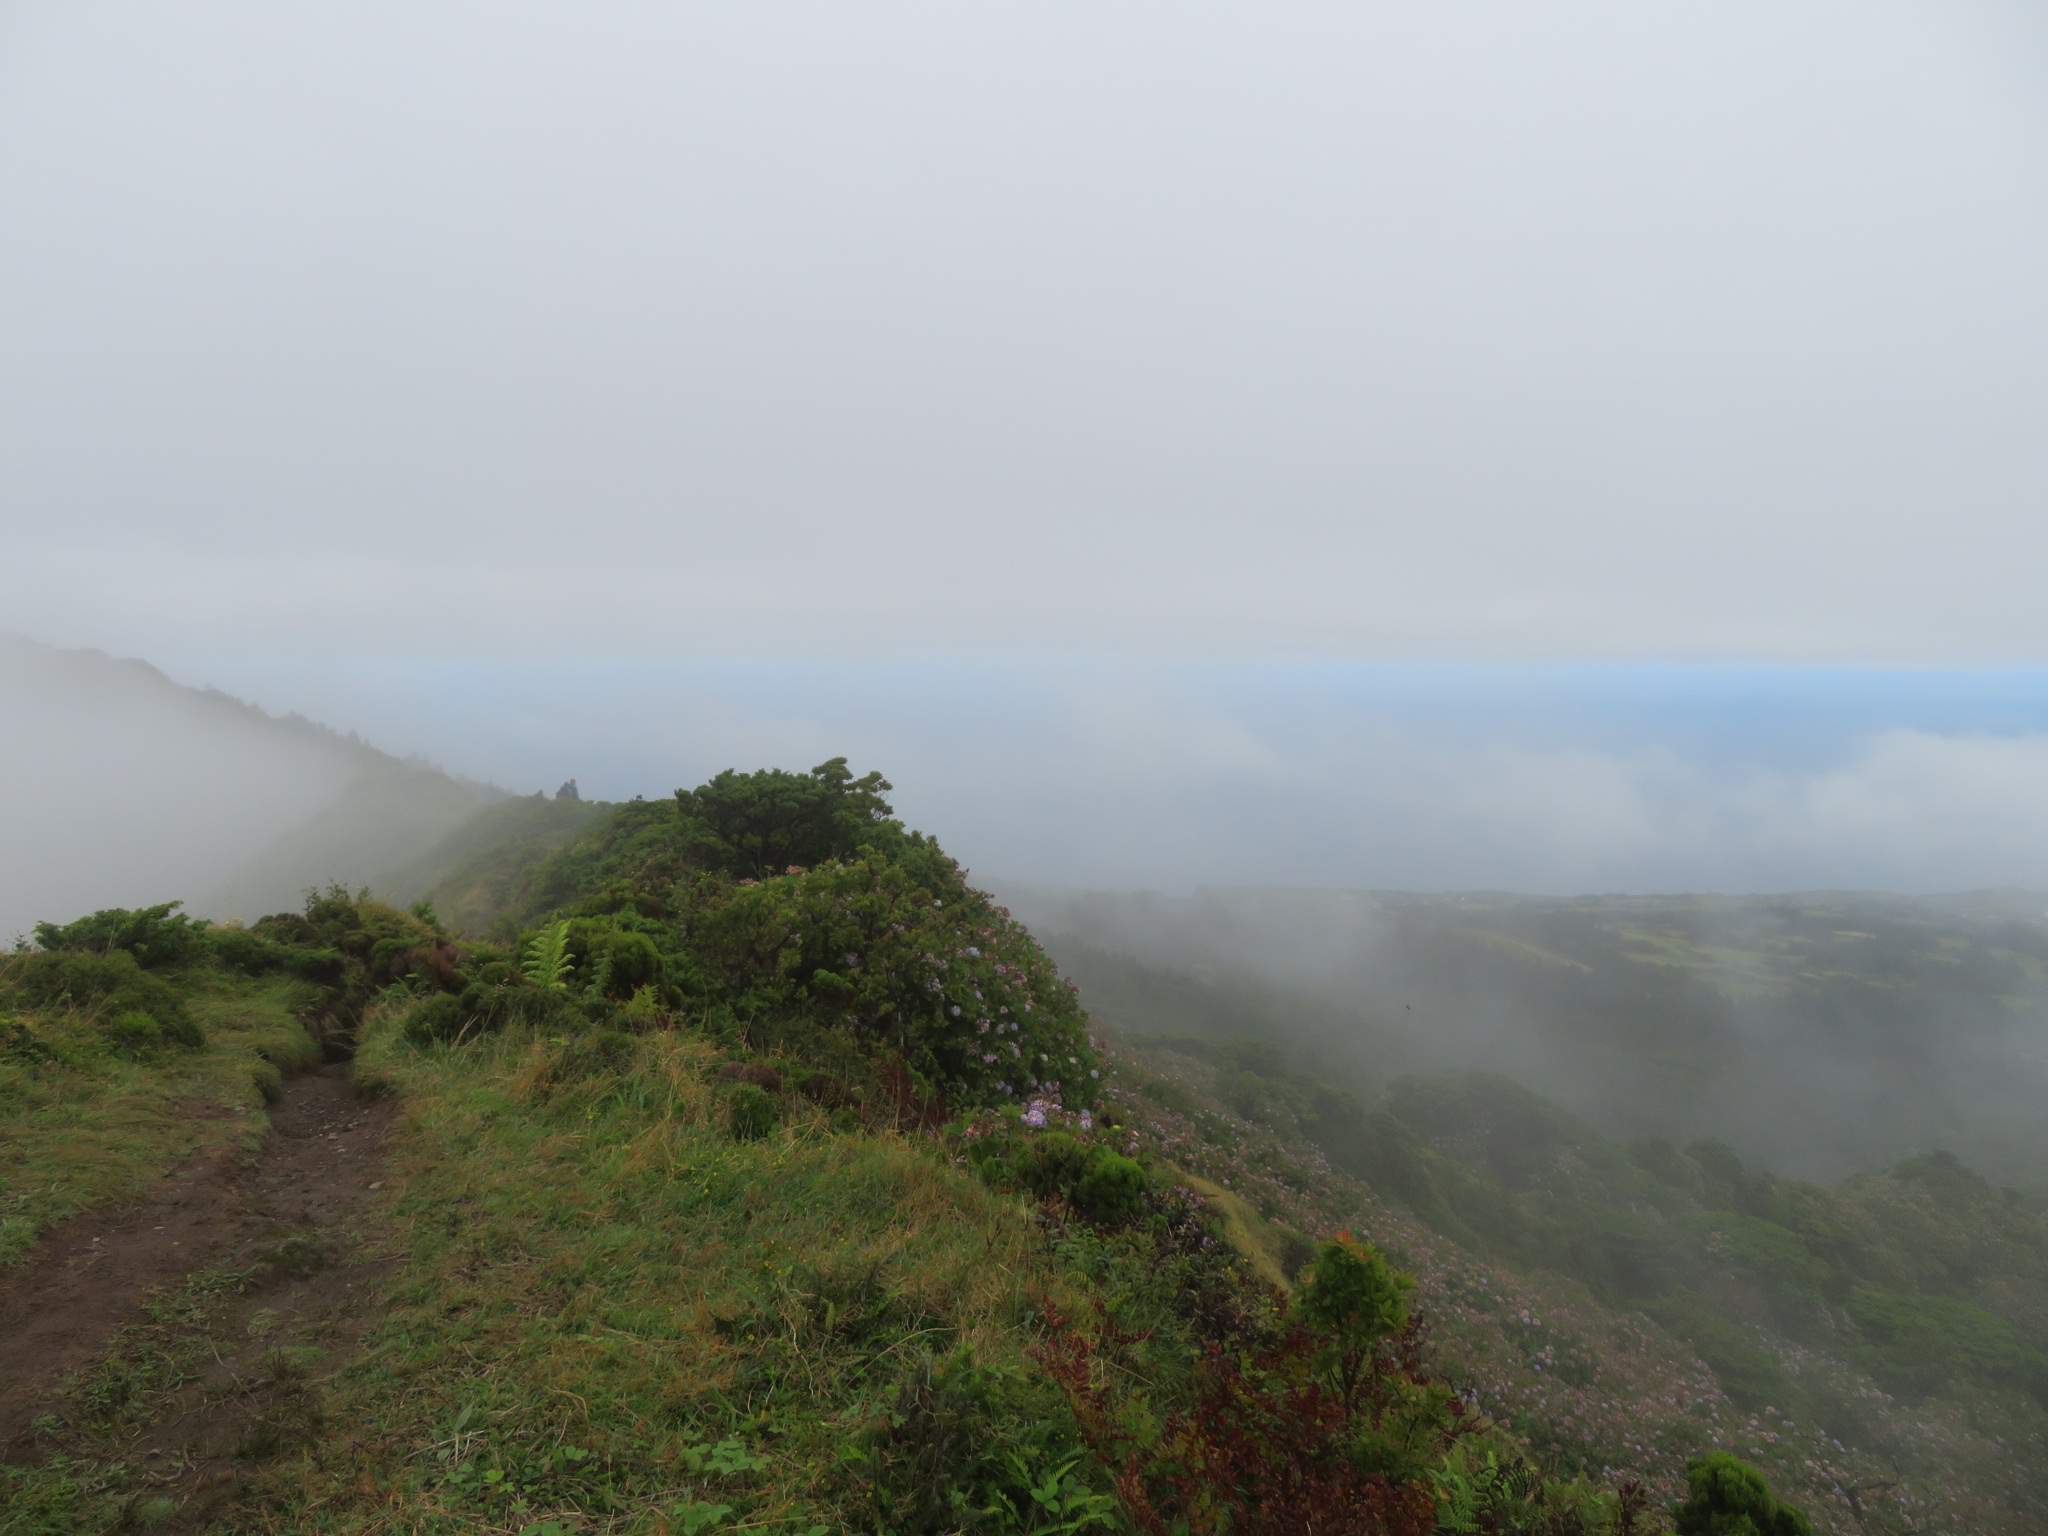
[0, 634, 502, 937]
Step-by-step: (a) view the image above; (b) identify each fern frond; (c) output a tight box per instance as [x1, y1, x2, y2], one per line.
[523, 920, 573, 992]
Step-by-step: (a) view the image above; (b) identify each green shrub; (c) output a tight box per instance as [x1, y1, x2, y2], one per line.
[563, 917, 664, 998]
[208, 924, 348, 983]
[404, 977, 578, 1044]
[297, 886, 439, 965]
[690, 851, 1099, 1109]
[1071, 1152, 1147, 1224]
[970, 1127, 1152, 1225]
[403, 993, 469, 1044]
[1040, 1231, 1453, 1527]
[621, 984, 664, 1026]
[103, 1009, 164, 1052]
[210, 926, 293, 975]
[674, 757, 913, 881]
[1010, 1131, 1094, 1200]
[853, 1352, 1104, 1536]
[2, 1018, 55, 1061]
[1673, 1452, 1812, 1536]
[727, 1082, 780, 1141]
[2, 950, 203, 1048]
[251, 911, 320, 946]
[1290, 1231, 1413, 1411]
[1844, 1285, 2038, 1399]
[32, 901, 210, 970]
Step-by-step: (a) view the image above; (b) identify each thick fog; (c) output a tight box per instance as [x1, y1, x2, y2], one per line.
[21, 640, 2048, 946]
[0, 636, 494, 940]
[4, 3, 2048, 662]
[11, 0, 2048, 900]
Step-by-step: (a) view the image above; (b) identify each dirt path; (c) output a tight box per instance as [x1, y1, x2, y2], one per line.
[0, 1064, 397, 1458]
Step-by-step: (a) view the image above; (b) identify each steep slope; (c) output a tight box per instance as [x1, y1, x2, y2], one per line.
[383, 787, 2048, 1528]
[0, 633, 502, 934]
[372, 792, 613, 934]
[1004, 883, 2048, 1186]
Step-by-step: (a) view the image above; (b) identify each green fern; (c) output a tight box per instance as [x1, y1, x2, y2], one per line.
[522, 921, 573, 992]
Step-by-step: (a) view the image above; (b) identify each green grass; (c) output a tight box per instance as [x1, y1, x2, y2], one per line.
[228, 1005, 1096, 1534]
[1, 980, 1846, 1534]
[0, 971, 323, 1264]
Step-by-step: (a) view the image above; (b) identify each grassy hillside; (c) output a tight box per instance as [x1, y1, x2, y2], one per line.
[374, 794, 611, 935]
[1009, 886, 2048, 1185]
[8, 765, 2040, 1532]
[1118, 1036, 2048, 1513]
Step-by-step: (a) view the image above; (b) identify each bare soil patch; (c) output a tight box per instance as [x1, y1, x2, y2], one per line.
[0, 1064, 396, 1459]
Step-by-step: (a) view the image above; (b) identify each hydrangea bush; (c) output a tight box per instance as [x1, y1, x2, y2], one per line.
[688, 851, 1101, 1108]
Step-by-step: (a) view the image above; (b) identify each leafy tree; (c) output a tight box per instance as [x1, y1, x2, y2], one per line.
[1291, 1231, 1414, 1411]
[674, 757, 913, 880]
[1673, 1453, 1812, 1536]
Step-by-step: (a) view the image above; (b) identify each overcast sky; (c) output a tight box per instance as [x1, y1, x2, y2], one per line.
[5, 1, 2048, 662]
[9, 3, 2048, 902]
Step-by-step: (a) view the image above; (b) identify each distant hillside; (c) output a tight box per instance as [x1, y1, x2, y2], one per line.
[0, 633, 503, 934]
[374, 793, 612, 934]
[999, 883, 2048, 1188]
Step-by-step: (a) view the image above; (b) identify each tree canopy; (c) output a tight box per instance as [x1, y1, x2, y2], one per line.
[674, 757, 908, 880]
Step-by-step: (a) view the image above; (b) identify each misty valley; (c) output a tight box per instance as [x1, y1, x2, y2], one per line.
[4, 643, 2047, 1535]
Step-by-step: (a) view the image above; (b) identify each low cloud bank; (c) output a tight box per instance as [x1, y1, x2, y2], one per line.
[157, 655, 2048, 898]
[15, 644, 2048, 944]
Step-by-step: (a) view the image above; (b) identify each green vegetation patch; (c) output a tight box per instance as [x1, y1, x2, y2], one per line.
[231, 1012, 1108, 1532]
[0, 965, 321, 1265]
